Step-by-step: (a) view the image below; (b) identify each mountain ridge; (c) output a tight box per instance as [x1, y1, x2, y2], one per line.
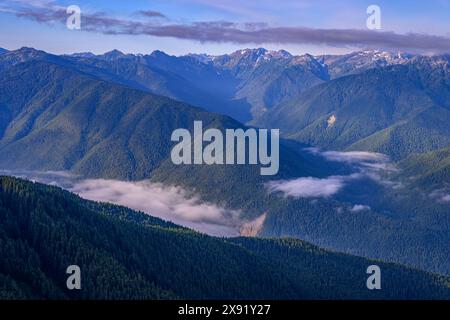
[255, 59, 450, 160]
[1, 176, 449, 299]
[3, 47, 439, 124]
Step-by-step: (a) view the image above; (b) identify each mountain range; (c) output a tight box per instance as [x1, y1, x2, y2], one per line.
[255, 56, 450, 160]
[58, 47, 450, 162]
[3, 47, 447, 156]
[0, 46, 449, 288]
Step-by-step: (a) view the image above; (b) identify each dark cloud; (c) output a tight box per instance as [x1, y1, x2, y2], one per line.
[137, 10, 166, 19]
[6, 4, 450, 53]
[15, 6, 66, 22]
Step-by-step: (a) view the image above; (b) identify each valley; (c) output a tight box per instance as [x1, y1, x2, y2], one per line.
[1, 0, 449, 303]
[0, 46, 449, 283]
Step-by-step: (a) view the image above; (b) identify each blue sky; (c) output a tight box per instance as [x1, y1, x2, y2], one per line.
[0, 0, 449, 55]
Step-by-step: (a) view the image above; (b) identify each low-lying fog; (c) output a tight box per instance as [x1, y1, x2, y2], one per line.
[0, 150, 412, 237]
[0, 169, 264, 237]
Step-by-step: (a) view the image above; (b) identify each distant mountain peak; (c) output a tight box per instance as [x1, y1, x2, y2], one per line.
[313, 49, 415, 78]
[291, 53, 325, 69]
[100, 49, 126, 60]
[219, 48, 295, 68]
[229, 48, 266, 57]
[150, 50, 171, 58]
[185, 53, 216, 64]
[3, 47, 48, 62]
[355, 49, 411, 62]
[68, 52, 96, 58]
[293, 53, 316, 62]
[273, 49, 293, 58]
[16, 47, 45, 54]
[185, 49, 292, 65]
[231, 48, 292, 59]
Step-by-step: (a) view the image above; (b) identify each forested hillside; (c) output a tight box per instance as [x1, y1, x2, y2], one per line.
[1, 176, 449, 300]
[256, 58, 450, 160]
[0, 58, 327, 181]
[398, 147, 450, 190]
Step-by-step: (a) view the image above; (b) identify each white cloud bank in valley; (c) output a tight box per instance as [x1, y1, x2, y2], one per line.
[266, 175, 357, 198]
[267, 149, 397, 199]
[0, 170, 264, 237]
[304, 148, 393, 169]
[70, 179, 245, 236]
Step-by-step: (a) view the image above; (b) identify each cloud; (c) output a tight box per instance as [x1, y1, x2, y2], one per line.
[267, 149, 401, 199]
[2, 1, 450, 53]
[308, 149, 396, 170]
[266, 174, 357, 198]
[320, 150, 389, 164]
[308, 148, 400, 178]
[71, 180, 230, 222]
[0, 169, 268, 237]
[69, 179, 268, 237]
[70, 179, 246, 237]
[137, 10, 166, 19]
[351, 204, 371, 212]
[430, 188, 450, 203]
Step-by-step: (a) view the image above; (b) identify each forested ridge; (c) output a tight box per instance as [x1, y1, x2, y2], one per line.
[0, 176, 448, 300]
